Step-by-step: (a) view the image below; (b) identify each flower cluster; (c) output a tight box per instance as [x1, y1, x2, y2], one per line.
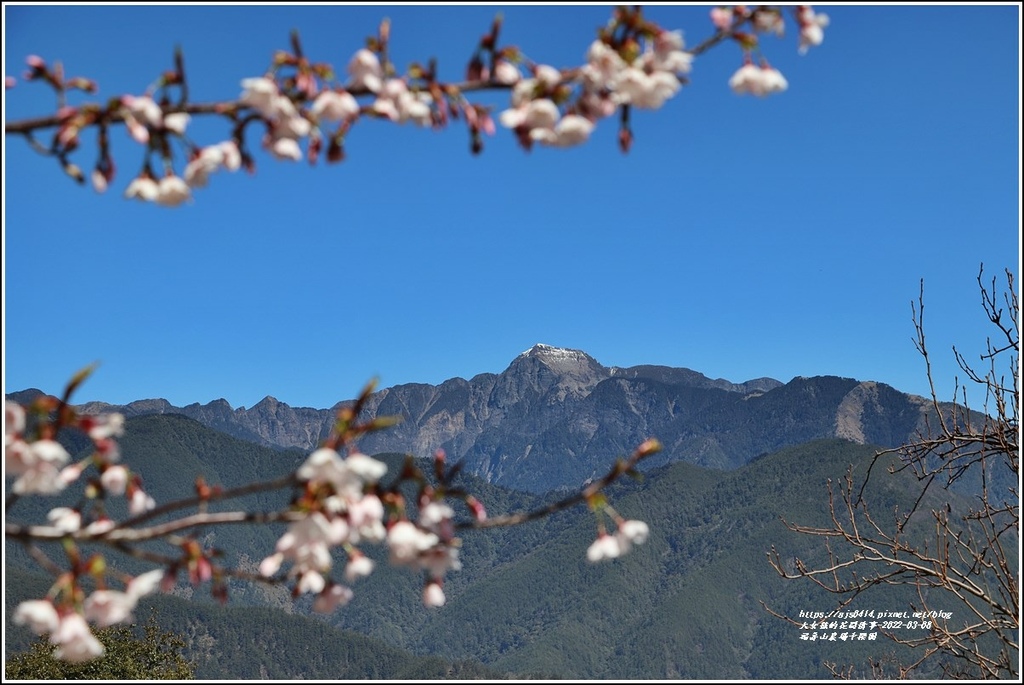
[586, 518, 650, 563]
[258, 447, 389, 610]
[259, 444, 468, 611]
[796, 5, 830, 55]
[13, 570, 164, 663]
[728, 60, 788, 97]
[497, 11, 694, 151]
[5, 398, 152, 514]
[6, 6, 827, 205]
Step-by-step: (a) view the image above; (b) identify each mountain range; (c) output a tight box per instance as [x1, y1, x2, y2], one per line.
[11, 343, 947, 493]
[5, 346, 1011, 678]
[15, 343, 946, 493]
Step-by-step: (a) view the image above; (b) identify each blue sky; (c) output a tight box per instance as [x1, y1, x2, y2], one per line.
[3, 4, 1020, 412]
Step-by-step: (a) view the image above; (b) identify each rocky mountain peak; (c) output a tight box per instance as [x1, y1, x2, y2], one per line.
[502, 343, 609, 402]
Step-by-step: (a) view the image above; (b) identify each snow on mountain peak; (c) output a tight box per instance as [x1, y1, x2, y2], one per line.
[518, 343, 593, 362]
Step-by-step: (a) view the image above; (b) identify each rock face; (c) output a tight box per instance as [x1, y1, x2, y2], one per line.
[15, 344, 945, 493]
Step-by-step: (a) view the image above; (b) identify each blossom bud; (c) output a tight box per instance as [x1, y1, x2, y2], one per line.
[423, 581, 446, 607]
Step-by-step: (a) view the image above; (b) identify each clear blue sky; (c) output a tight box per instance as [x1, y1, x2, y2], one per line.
[3, 4, 1020, 412]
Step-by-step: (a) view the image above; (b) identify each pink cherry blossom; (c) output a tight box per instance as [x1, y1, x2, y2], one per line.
[313, 583, 354, 613]
[11, 460, 66, 494]
[163, 112, 190, 135]
[387, 520, 439, 567]
[101, 465, 129, 495]
[84, 590, 136, 627]
[344, 554, 375, 582]
[759, 66, 789, 95]
[86, 413, 125, 440]
[347, 493, 387, 543]
[47, 507, 81, 533]
[10, 440, 70, 494]
[423, 581, 446, 607]
[729, 63, 787, 97]
[121, 95, 163, 128]
[419, 544, 461, 580]
[493, 60, 521, 85]
[185, 142, 241, 188]
[616, 519, 650, 553]
[298, 447, 359, 494]
[297, 569, 326, 594]
[582, 40, 627, 91]
[155, 175, 192, 207]
[239, 77, 280, 116]
[124, 176, 159, 202]
[345, 452, 388, 483]
[127, 569, 165, 599]
[311, 90, 360, 122]
[265, 512, 334, 579]
[796, 6, 829, 55]
[128, 487, 156, 514]
[754, 8, 786, 37]
[83, 518, 116, 536]
[586, 533, 624, 563]
[51, 613, 104, 663]
[259, 552, 284, 577]
[550, 115, 595, 147]
[710, 6, 734, 31]
[533, 64, 562, 90]
[5, 400, 25, 437]
[13, 600, 60, 635]
[419, 501, 455, 533]
[218, 141, 241, 171]
[5, 438, 32, 476]
[60, 463, 84, 485]
[267, 135, 303, 161]
[347, 48, 383, 93]
[91, 169, 108, 193]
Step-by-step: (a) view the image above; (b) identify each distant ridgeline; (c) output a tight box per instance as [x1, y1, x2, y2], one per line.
[12, 343, 991, 494]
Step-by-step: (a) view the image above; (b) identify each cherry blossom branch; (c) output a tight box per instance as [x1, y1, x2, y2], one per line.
[458, 438, 661, 530]
[4, 5, 830, 204]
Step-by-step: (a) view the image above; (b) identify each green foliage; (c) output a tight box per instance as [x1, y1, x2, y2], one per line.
[4, 611, 194, 680]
